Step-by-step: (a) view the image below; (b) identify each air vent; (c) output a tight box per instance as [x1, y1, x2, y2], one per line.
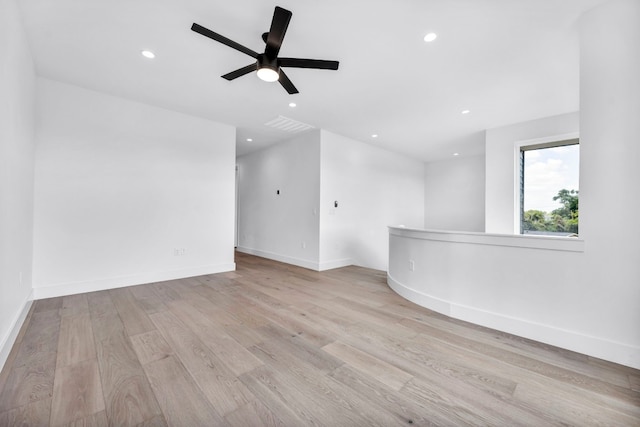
[264, 115, 315, 133]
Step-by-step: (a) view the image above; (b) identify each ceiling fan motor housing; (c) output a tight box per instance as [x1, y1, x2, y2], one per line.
[257, 54, 279, 74]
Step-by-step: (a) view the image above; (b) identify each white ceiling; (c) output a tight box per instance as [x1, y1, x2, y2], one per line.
[17, 0, 606, 161]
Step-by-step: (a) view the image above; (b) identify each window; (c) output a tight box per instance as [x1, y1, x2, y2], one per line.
[519, 139, 579, 236]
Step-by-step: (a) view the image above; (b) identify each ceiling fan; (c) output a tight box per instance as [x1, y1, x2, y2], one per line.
[191, 6, 339, 94]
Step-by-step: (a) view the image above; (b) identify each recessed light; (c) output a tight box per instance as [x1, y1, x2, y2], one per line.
[289, 102, 297, 108]
[371, 134, 378, 138]
[141, 50, 155, 59]
[453, 153, 460, 156]
[424, 33, 437, 42]
[461, 109, 470, 114]
[246, 138, 253, 142]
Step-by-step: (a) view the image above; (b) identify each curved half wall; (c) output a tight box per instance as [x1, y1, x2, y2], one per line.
[387, 226, 638, 369]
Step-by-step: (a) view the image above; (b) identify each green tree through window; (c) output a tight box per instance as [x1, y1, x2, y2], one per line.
[523, 189, 578, 234]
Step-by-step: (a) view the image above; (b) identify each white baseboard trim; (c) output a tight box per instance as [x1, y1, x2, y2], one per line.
[236, 247, 352, 272]
[236, 246, 323, 271]
[318, 258, 353, 271]
[0, 296, 33, 373]
[32, 263, 236, 300]
[387, 274, 640, 370]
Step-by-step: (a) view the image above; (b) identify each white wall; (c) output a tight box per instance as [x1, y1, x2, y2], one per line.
[236, 131, 321, 270]
[236, 129, 424, 272]
[32, 79, 236, 298]
[0, 0, 36, 369]
[320, 130, 424, 271]
[485, 112, 579, 234]
[576, 0, 640, 359]
[424, 154, 485, 232]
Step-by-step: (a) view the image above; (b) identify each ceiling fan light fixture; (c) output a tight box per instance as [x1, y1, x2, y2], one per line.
[257, 54, 280, 82]
[257, 66, 280, 82]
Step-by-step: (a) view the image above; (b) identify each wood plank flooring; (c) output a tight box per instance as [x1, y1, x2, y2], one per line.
[1, 252, 639, 426]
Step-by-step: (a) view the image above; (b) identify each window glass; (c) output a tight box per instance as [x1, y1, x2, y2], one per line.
[521, 142, 579, 236]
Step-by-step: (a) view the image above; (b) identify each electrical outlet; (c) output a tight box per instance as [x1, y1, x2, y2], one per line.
[409, 260, 415, 271]
[301, 241, 306, 249]
[174, 248, 186, 256]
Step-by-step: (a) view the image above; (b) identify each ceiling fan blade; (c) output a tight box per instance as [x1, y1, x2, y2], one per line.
[222, 63, 257, 80]
[191, 23, 258, 58]
[265, 6, 292, 59]
[279, 58, 339, 70]
[278, 70, 299, 94]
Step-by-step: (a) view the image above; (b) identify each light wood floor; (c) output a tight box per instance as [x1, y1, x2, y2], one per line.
[1, 252, 638, 426]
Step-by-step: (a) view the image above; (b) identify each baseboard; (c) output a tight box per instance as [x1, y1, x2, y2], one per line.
[387, 274, 640, 370]
[236, 247, 354, 272]
[318, 258, 353, 271]
[0, 296, 33, 373]
[32, 263, 236, 300]
[236, 246, 324, 271]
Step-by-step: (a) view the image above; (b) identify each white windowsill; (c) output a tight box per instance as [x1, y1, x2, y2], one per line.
[389, 226, 585, 252]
